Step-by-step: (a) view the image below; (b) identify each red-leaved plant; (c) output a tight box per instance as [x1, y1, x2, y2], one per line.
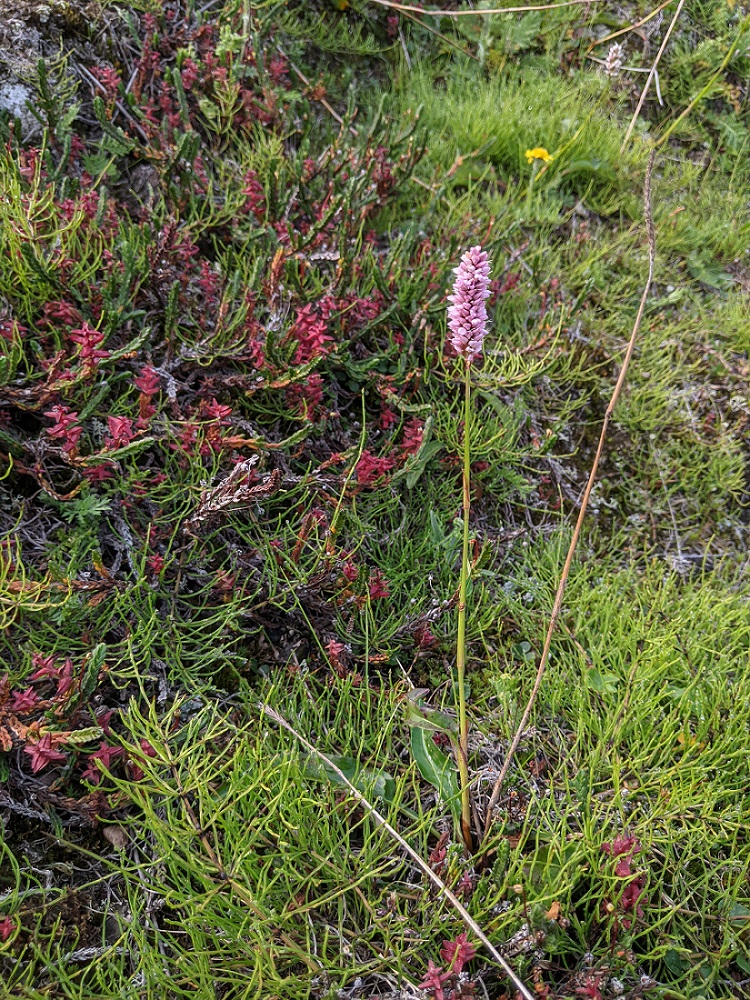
[419, 933, 477, 1000]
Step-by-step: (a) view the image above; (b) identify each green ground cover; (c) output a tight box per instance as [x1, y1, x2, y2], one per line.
[1, 1, 749, 997]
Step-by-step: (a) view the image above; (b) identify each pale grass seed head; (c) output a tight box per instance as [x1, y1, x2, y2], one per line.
[604, 42, 625, 78]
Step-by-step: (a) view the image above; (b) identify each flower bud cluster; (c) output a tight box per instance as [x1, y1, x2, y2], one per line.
[447, 245, 491, 364]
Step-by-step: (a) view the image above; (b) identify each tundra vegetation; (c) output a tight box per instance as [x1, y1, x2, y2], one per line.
[1, 2, 749, 998]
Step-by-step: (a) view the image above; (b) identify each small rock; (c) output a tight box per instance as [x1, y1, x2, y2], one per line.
[102, 824, 128, 850]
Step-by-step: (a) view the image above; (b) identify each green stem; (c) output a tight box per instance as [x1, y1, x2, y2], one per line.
[525, 160, 538, 214]
[456, 361, 473, 852]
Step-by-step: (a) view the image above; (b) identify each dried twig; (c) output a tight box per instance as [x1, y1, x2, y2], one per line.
[395, 7, 478, 61]
[588, 54, 664, 105]
[621, 0, 686, 150]
[369, 0, 609, 15]
[263, 704, 536, 1000]
[482, 150, 656, 843]
[185, 457, 282, 529]
[279, 43, 435, 194]
[277, 45, 356, 134]
[654, 14, 750, 149]
[586, 0, 676, 52]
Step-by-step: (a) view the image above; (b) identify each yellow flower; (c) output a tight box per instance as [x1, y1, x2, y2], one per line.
[525, 147, 553, 164]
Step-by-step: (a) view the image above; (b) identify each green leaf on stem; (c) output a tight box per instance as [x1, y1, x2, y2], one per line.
[410, 727, 461, 821]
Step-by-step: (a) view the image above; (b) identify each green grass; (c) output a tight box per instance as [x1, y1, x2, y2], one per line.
[1, 1, 750, 997]
[4, 563, 750, 997]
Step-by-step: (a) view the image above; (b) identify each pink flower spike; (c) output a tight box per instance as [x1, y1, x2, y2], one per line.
[0, 916, 16, 942]
[447, 245, 491, 364]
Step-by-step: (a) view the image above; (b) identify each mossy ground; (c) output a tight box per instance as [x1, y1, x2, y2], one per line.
[1, 2, 749, 998]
